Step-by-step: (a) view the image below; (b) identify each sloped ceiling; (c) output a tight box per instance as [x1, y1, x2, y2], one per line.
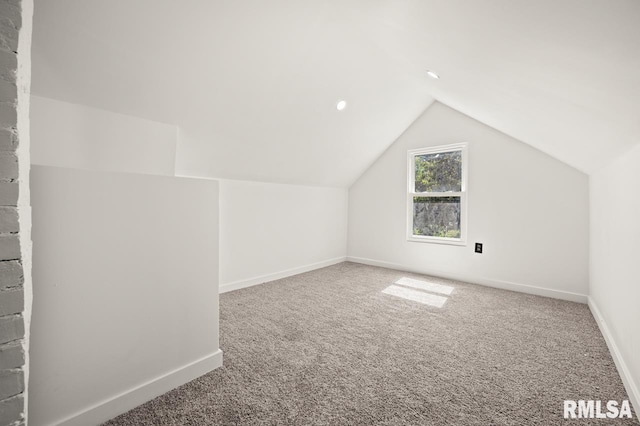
[32, 0, 640, 186]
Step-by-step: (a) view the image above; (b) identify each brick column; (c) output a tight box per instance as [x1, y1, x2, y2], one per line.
[0, 0, 32, 424]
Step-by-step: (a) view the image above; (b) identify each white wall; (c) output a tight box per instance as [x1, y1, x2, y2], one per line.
[218, 179, 348, 292]
[348, 102, 589, 301]
[30, 96, 177, 175]
[29, 166, 222, 426]
[30, 96, 350, 294]
[589, 143, 640, 413]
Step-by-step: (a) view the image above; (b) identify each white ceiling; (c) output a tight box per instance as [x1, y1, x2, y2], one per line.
[32, 0, 640, 186]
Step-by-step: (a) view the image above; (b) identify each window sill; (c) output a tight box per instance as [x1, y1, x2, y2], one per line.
[407, 236, 467, 246]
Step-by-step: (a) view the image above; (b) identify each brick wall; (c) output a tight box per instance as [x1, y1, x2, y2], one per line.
[0, 0, 30, 424]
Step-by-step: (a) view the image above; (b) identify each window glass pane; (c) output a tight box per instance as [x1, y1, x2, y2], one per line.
[413, 196, 461, 238]
[414, 150, 461, 192]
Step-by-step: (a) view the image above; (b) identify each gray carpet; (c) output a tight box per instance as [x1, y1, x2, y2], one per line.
[104, 262, 636, 425]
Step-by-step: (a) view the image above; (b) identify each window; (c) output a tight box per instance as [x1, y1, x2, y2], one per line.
[407, 143, 467, 245]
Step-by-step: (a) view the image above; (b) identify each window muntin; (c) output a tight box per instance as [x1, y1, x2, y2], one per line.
[407, 143, 467, 245]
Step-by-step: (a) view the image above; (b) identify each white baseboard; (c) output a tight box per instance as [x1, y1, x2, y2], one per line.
[219, 256, 347, 294]
[56, 349, 223, 426]
[346, 256, 588, 303]
[588, 297, 640, 417]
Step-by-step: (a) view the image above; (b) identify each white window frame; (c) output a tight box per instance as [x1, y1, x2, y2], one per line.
[407, 143, 468, 246]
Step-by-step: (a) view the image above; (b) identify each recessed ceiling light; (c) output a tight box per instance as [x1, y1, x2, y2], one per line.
[426, 70, 440, 79]
[336, 100, 347, 111]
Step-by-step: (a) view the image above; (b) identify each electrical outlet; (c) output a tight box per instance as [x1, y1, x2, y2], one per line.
[475, 243, 483, 253]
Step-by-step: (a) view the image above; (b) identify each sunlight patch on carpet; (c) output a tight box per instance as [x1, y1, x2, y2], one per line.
[382, 284, 448, 308]
[394, 277, 454, 295]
